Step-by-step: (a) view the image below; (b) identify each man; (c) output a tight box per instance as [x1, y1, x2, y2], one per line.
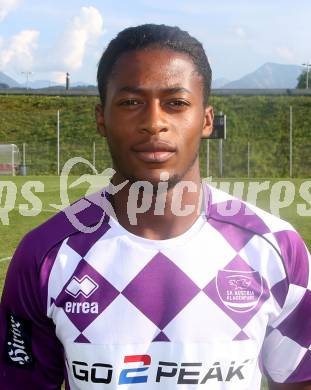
[1, 24, 311, 389]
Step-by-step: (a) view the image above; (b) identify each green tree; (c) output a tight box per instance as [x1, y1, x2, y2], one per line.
[296, 70, 311, 88]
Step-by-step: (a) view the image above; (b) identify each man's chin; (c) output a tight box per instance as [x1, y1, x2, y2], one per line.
[126, 174, 181, 193]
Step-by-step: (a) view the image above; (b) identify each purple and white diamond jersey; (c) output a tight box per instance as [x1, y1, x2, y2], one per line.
[1, 184, 311, 389]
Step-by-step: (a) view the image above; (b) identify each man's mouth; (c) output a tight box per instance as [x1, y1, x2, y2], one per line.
[134, 151, 175, 163]
[132, 142, 176, 163]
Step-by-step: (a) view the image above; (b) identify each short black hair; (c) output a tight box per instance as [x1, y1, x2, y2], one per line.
[97, 24, 212, 106]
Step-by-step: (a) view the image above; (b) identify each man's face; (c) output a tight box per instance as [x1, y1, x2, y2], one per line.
[96, 47, 213, 187]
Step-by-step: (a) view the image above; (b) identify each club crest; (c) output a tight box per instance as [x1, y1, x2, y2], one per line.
[216, 269, 263, 313]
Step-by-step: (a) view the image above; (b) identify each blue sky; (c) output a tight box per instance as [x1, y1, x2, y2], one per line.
[0, 0, 310, 85]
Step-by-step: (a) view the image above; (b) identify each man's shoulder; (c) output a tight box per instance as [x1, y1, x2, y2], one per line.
[206, 184, 294, 236]
[21, 191, 107, 263]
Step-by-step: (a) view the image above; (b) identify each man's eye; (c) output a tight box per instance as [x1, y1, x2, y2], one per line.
[119, 99, 141, 106]
[168, 100, 189, 107]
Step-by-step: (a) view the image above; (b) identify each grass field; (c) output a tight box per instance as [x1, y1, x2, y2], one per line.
[2, 94, 311, 177]
[1, 175, 310, 390]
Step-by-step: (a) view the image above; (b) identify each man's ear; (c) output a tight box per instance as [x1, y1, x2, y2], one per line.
[95, 104, 107, 137]
[201, 105, 214, 139]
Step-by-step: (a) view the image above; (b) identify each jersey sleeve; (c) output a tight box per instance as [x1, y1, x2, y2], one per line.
[262, 229, 311, 383]
[0, 232, 65, 390]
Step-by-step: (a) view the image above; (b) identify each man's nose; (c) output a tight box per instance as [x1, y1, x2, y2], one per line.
[139, 101, 168, 135]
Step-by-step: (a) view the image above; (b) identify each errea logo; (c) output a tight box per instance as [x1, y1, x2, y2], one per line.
[65, 275, 98, 298]
[65, 301, 99, 314]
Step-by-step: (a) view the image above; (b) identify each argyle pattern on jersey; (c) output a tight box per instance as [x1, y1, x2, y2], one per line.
[46, 185, 311, 384]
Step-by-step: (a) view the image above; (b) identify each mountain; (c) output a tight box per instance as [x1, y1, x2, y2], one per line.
[10, 79, 95, 89]
[18, 80, 59, 88]
[26, 80, 95, 89]
[0, 72, 19, 87]
[222, 63, 302, 89]
[22, 80, 59, 89]
[212, 78, 231, 88]
[0, 64, 304, 90]
[71, 81, 89, 87]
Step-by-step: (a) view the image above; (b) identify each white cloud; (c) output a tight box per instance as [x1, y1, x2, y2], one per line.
[58, 6, 104, 71]
[0, 0, 19, 21]
[28, 6, 104, 76]
[0, 5, 104, 82]
[0, 29, 39, 70]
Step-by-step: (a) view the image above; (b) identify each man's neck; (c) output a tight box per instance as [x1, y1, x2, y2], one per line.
[110, 174, 204, 240]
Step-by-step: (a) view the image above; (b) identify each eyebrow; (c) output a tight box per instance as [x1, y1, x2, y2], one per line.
[117, 86, 192, 94]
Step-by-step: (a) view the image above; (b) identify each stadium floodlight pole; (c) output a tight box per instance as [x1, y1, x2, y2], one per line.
[11, 144, 15, 176]
[218, 111, 224, 177]
[247, 142, 250, 178]
[206, 139, 210, 177]
[93, 141, 96, 168]
[21, 71, 33, 89]
[302, 63, 310, 89]
[57, 110, 60, 175]
[66, 72, 70, 90]
[23, 143, 26, 166]
[219, 139, 223, 177]
[289, 106, 293, 178]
